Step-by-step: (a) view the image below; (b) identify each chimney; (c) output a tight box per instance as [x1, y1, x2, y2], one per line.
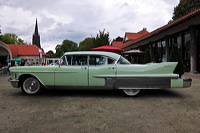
[143, 28, 147, 31]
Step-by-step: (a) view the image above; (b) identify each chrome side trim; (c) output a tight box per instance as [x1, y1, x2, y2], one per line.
[10, 71, 76, 73]
[94, 74, 178, 79]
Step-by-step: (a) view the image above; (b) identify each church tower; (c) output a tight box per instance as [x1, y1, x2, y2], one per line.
[32, 18, 41, 48]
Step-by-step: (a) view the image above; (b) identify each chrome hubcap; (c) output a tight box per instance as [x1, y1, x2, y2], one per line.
[23, 78, 40, 94]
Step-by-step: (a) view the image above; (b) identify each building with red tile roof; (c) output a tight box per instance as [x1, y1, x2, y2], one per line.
[122, 9, 200, 50]
[0, 41, 47, 66]
[116, 8, 200, 73]
[6, 44, 46, 59]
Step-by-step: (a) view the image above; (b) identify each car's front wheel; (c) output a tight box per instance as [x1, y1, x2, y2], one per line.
[122, 89, 140, 96]
[21, 77, 41, 95]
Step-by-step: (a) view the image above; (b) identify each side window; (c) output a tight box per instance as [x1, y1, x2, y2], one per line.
[108, 58, 115, 64]
[117, 56, 131, 64]
[66, 56, 72, 65]
[71, 55, 87, 66]
[89, 56, 106, 65]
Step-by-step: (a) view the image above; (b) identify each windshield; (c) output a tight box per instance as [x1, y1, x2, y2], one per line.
[117, 56, 131, 64]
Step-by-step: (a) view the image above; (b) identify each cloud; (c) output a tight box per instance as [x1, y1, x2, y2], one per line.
[0, 0, 179, 52]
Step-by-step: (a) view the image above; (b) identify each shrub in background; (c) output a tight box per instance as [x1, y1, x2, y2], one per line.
[170, 44, 184, 77]
[143, 49, 152, 64]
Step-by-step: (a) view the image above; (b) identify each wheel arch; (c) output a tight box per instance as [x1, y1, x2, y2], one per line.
[19, 74, 46, 88]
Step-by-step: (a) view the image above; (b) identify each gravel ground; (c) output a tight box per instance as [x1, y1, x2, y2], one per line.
[0, 73, 200, 133]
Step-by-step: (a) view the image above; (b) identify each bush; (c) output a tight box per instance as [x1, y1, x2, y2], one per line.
[143, 49, 152, 64]
[170, 44, 184, 77]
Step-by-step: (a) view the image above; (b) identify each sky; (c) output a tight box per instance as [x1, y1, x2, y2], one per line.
[0, 0, 179, 52]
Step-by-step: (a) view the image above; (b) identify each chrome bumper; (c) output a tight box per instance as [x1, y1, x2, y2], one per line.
[183, 78, 192, 88]
[8, 78, 19, 88]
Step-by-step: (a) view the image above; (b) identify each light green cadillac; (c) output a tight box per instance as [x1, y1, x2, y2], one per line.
[8, 51, 192, 96]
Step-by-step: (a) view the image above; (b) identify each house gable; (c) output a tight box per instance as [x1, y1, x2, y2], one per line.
[123, 28, 149, 42]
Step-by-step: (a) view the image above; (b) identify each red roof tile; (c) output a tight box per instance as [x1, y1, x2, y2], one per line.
[124, 28, 149, 40]
[125, 32, 139, 40]
[6, 44, 46, 58]
[111, 41, 124, 49]
[112, 28, 149, 49]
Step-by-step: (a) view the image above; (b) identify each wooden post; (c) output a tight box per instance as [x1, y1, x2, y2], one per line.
[189, 25, 198, 73]
[164, 36, 170, 62]
[181, 32, 185, 62]
[149, 41, 152, 61]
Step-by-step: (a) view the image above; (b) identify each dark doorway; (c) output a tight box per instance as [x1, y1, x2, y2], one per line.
[0, 56, 7, 66]
[197, 26, 200, 73]
[197, 49, 200, 73]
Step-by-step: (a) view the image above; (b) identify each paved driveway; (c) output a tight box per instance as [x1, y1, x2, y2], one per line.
[0, 73, 200, 133]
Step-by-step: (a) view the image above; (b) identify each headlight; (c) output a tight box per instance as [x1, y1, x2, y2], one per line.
[14, 74, 17, 79]
[10, 73, 17, 79]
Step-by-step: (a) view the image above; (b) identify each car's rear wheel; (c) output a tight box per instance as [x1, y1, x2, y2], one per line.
[21, 77, 41, 95]
[122, 89, 140, 96]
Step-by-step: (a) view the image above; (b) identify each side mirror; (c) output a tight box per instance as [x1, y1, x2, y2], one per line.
[58, 59, 64, 67]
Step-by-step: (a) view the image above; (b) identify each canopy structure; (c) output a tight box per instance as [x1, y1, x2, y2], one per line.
[123, 49, 143, 54]
[122, 50, 144, 64]
[90, 45, 125, 53]
[6, 58, 21, 62]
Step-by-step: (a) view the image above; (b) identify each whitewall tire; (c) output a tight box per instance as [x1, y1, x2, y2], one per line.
[21, 77, 41, 95]
[122, 89, 140, 96]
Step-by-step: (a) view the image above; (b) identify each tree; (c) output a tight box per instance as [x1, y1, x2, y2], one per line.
[170, 44, 184, 78]
[0, 33, 26, 44]
[113, 36, 123, 42]
[17, 38, 26, 44]
[79, 37, 95, 51]
[152, 52, 160, 63]
[94, 29, 110, 47]
[172, 0, 200, 20]
[46, 50, 55, 58]
[54, 39, 78, 58]
[54, 45, 63, 58]
[0, 25, 1, 40]
[62, 39, 78, 52]
[0, 25, 1, 36]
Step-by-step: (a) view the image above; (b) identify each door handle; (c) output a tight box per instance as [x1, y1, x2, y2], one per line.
[109, 67, 115, 69]
[81, 67, 87, 69]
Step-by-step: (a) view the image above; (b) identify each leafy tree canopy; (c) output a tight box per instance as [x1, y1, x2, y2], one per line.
[0, 25, 1, 35]
[54, 39, 78, 58]
[46, 50, 55, 58]
[79, 37, 95, 51]
[172, 0, 200, 20]
[170, 44, 184, 77]
[0, 33, 26, 44]
[113, 36, 123, 42]
[78, 29, 110, 51]
[94, 29, 110, 47]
